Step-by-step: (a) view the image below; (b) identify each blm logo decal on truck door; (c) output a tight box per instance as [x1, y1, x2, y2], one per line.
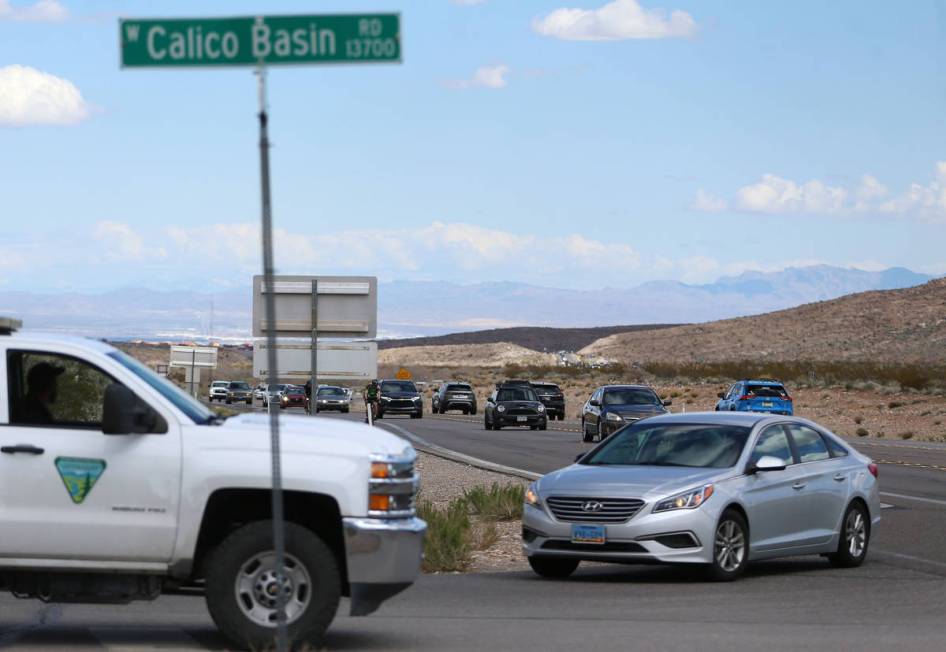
[55, 457, 106, 504]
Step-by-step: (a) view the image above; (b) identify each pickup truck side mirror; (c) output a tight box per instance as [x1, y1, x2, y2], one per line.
[103, 384, 167, 435]
[662, 399, 673, 406]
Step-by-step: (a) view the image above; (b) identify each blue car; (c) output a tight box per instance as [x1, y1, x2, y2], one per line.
[716, 379, 794, 415]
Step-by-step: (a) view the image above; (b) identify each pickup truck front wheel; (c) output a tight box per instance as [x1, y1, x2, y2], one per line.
[205, 521, 341, 650]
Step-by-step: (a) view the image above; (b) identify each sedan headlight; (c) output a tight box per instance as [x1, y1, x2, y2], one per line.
[412, 396, 420, 402]
[497, 405, 506, 412]
[525, 483, 540, 507]
[605, 412, 624, 422]
[536, 404, 545, 413]
[653, 484, 714, 513]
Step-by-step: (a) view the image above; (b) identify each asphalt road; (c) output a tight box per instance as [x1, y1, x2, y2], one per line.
[4, 403, 944, 650]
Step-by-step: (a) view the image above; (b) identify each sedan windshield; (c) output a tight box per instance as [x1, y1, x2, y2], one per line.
[318, 387, 346, 396]
[497, 387, 537, 402]
[603, 388, 661, 406]
[583, 423, 751, 468]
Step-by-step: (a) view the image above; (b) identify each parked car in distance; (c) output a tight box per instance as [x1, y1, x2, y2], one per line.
[225, 381, 253, 405]
[522, 412, 880, 581]
[716, 379, 794, 416]
[314, 385, 351, 413]
[279, 384, 307, 410]
[432, 381, 477, 415]
[378, 380, 423, 419]
[484, 383, 547, 431]
[531, 382, 566, 421]
[581, 385, 670, 443]
[208, 380, 229, 402]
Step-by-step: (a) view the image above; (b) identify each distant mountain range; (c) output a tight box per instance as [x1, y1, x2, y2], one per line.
[0, 265, 932, 340]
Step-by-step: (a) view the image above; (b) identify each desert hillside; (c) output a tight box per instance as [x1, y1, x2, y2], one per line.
[379, 342, 557, 368]
[582, 279, 946, 365]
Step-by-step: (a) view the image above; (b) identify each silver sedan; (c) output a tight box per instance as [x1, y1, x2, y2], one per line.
[522, 412, 880, 580]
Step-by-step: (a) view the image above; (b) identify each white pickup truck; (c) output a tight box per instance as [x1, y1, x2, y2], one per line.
[0, 318, 425, 649]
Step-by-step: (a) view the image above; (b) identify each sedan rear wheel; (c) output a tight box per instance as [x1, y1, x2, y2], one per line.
[706, 509, 748, 581]
[827, 502, 869, 568]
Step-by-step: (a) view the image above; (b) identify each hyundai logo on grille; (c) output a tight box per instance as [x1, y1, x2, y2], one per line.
[582, 501, 604, 512]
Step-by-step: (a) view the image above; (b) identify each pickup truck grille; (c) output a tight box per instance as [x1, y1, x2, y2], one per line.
[546, 496, 645, 523]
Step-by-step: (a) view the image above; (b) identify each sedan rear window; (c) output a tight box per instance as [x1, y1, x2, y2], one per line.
[583, 423, 751, 468]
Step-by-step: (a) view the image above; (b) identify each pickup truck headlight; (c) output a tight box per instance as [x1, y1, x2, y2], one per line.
[605, 412, 624, 422]
[368, 452, 418, 518]
[653, 484, 714, 513]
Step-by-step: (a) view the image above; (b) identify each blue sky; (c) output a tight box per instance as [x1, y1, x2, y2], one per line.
[1, 0, 944, 292]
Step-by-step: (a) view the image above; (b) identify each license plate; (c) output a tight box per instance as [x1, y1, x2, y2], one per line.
[517, 416, 527, 422]
[571, 524, 606, 544]
[762, 401, 774, 407]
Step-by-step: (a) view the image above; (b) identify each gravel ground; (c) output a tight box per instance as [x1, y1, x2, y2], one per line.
[415, 451, 530, 572]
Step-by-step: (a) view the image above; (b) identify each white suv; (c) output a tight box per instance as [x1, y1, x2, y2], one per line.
[0, 318, 425, 649]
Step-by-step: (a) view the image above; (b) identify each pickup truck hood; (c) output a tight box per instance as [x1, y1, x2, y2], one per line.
[193, 412, 413, 458]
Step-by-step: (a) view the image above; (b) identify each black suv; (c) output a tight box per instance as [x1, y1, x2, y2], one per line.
[377, 379, 423, 419]
[530, 382, 565, 420]
[484, 383, 547, 431]
[432, 381, 477, 415]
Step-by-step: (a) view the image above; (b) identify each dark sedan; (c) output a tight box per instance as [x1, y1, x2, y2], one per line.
[581, 384, 671, 442]
[484, 384, 547, 431]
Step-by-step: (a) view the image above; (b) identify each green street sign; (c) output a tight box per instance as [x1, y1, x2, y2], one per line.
[120, 14, 401, 67]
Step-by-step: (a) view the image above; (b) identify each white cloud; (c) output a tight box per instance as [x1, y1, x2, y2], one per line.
[735, 174, 848, 215]
[533, 0, 697, 41]
[445, 64, 510, 90]
[703, 162, 946, 221]
[94, 221, 166, 262]
[0, 65, 90, 127]
[0, 0, 68, 21]
[690, 189, 727, 213]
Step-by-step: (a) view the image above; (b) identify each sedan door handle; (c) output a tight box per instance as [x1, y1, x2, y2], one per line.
[1, 444, 45, 455]
[792, 482, 806, 491]
[833, 473, 846, 482]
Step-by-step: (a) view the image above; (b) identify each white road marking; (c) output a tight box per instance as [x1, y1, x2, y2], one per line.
[90, 626, 204, 650]
[880, 491, 946, 508]
[880, 503, 893, 509]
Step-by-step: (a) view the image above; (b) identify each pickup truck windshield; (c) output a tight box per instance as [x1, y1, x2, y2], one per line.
[108, 351, 215, 424]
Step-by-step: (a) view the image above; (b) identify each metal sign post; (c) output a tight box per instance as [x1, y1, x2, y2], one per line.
[310, 279, 318, 416]
[256, 64, 289, 651]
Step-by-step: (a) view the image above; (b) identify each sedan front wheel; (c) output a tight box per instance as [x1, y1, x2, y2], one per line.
[827, 502, 869, 568]
[706, 509, 749, 581]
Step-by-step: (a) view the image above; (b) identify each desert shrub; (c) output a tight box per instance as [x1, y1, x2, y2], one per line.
[935, 420, 942, 426]
[854, 416, 864, 425]
[899, 431, 915, 440]
[463, 483, 525, 522]
[474, 521, 500, 550]
[888, 401, 904, 409]
[417, 498, 472, 572]
[856, 427, 869, 437]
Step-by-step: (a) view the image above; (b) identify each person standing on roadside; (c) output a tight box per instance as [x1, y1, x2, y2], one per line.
[364, 379, 380, 423]
[304, 379, 312, 414]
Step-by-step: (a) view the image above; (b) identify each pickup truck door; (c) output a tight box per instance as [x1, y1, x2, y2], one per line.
[0, 348, 181, 563]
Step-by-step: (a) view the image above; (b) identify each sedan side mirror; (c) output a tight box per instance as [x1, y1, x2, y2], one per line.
[717, 392, 725, 399]
[589, 399, 600, 407]
[750, 455, 787, 474]
[102, 384, 166, 435]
